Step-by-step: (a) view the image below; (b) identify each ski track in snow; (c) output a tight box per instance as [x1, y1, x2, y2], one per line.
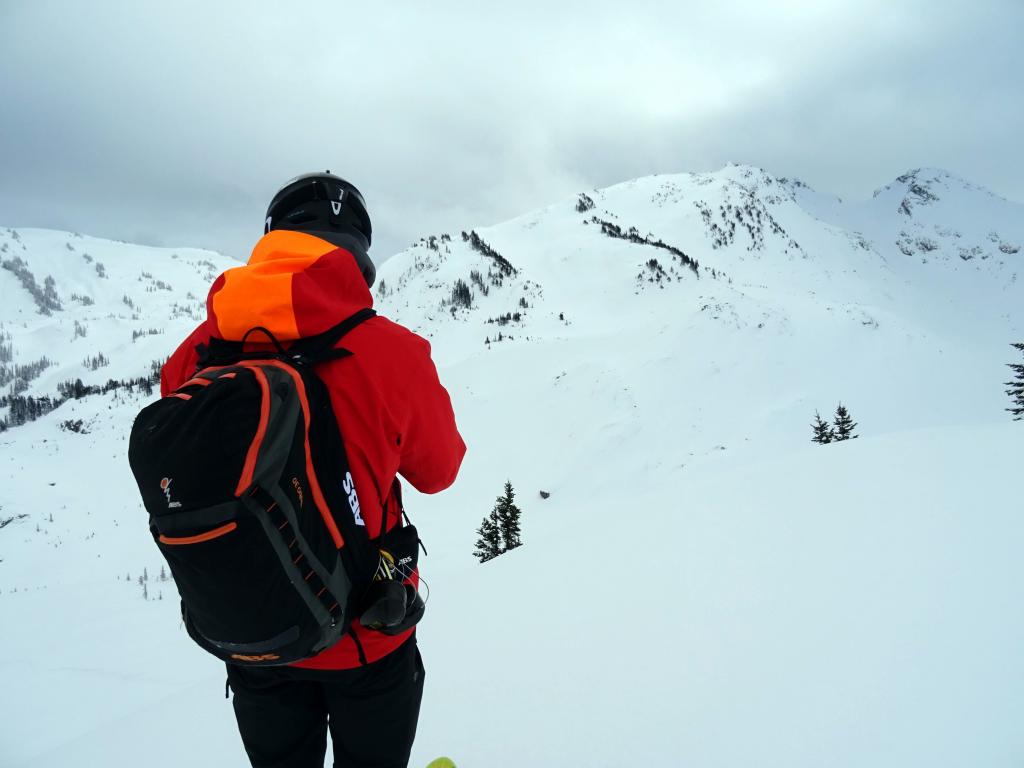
[1, 164, 1022, 767]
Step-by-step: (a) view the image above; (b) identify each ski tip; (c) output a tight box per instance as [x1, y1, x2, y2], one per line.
[426, 759, 457, 768]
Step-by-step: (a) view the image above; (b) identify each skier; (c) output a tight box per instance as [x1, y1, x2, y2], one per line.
[159, 172, 466, 768]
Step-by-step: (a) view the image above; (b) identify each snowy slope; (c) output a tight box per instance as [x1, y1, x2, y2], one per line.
[375, 164, 1023, 505]
[1, 165, 1022, 767]
[0, 227, 237, 414]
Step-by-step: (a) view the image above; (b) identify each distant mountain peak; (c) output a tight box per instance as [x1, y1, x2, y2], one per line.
[872, 167, 999, 216]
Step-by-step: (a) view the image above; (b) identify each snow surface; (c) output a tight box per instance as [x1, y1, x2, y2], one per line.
[1, 165, 1022, 766]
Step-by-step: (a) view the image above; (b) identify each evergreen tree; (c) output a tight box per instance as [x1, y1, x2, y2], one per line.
[1006, 342, 1024, 420]
[811, 411, 834, 444]
[473, 506, 502, 563]
[833, 403, 858, 441]
[450, 279, 473, 309]
[495, 480, 523, 551]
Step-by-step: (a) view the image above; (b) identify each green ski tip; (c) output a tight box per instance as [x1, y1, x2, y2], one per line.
[426, 759, 456, 768]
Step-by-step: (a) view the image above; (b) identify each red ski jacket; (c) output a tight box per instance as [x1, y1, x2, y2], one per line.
[161, 230, 466, 670]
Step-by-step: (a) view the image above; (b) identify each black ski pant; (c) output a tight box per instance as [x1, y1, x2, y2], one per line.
[225, 636, 425, 768]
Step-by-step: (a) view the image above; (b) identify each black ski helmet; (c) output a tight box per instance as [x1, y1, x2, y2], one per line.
[265, 172, 376, 287]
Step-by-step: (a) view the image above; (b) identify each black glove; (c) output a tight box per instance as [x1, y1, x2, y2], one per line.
[359, 580, 425, 635]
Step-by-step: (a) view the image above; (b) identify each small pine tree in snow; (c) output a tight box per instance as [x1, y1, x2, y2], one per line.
[833, 403, 858, 441]
[811, 412, 834, 444]
[473, 507, 502, 563]
[160, 564, 167, 581]
[1006, 342, 1024, 420]
[495, 480, 523, 551]
[474, 481, 525, 562]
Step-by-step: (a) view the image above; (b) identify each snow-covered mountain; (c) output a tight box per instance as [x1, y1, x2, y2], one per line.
[376, 163, 1022, 492]
[1, 165, 1021, 767]
[0, 227, 236, 419]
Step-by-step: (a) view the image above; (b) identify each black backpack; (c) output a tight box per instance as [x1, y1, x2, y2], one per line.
[128, 308, 384, 666]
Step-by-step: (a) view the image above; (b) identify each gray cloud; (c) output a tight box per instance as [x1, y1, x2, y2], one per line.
[1, 0, 1021, 263]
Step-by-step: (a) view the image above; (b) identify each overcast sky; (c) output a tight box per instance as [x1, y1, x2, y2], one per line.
[1, 0, 1021, 262]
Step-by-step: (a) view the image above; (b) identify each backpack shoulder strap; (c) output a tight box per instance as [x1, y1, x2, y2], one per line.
[194, 308, 377, 370]
[288, 308, 377, 365]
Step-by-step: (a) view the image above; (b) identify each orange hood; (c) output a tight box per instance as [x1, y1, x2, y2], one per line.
[206, 230, 374, 341]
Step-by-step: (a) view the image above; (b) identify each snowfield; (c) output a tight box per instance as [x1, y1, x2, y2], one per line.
[1, 164, 1022, 766]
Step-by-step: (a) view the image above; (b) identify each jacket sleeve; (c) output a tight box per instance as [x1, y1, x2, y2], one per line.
[160, 324, 209, 397]
[398, 351, 466, 495]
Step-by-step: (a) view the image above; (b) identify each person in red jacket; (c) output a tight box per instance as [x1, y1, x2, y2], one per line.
[160, 172, 466, 768]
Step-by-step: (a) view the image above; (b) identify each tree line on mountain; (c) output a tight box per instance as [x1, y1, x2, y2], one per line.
[474, 481, 524, 563]
[83, 352, 110, 371]
[469, 270, 489, 297]
[461, 230, 517, 278]
[449, 279, 473, 310]
[439, 233, 519, 314]
[0, 511, 30, 531]
[486, 311, 523, 326]
[1008, 342, 1024, 420]
[588, 216, 700, 276]
[0, 356, 53, 395]
[0, 364, 163, 432]
[0, 257, 62, 315]
[576, 193, 596, 213]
